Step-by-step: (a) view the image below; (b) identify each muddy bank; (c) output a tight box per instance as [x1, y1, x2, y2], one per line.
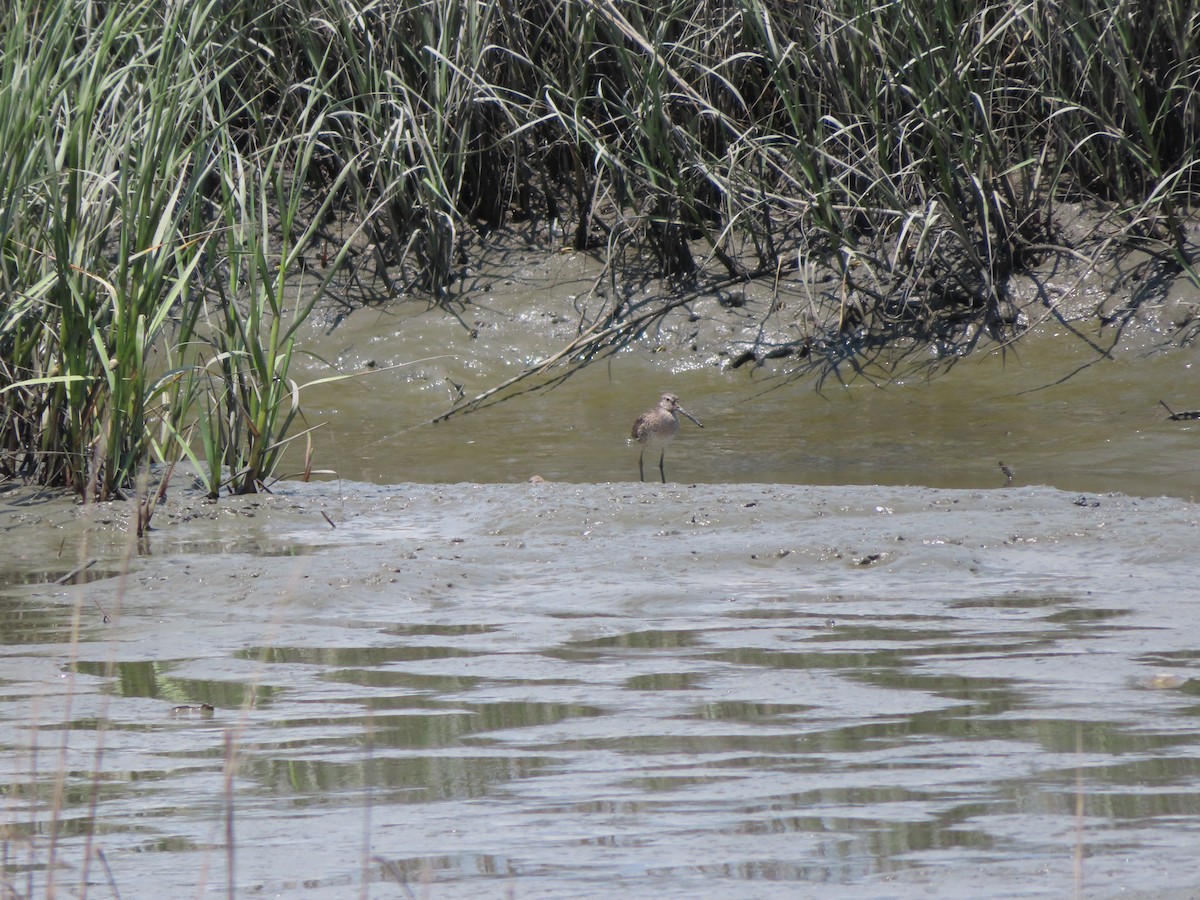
[2, 480, 1200, 898]
[307, 208, 1200, 376]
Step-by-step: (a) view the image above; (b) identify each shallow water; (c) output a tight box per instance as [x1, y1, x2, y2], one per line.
[291, 261, 1200, 499]
[3, 480, 1200, 898]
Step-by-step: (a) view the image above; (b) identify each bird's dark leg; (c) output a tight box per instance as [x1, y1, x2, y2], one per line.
[638, 449, 646, 482]
[658, 452, 666, 483]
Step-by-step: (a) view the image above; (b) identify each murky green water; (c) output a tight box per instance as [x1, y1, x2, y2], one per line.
[292, 270, 1200, 499]
[2, 481, 1199, 898]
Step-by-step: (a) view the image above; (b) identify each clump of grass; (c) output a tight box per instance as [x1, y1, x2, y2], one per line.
[0, 0, 355, 507]
[258, 0, 1200, 326]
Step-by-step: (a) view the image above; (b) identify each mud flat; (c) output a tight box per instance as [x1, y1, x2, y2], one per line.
[2, 480, 1199, 898]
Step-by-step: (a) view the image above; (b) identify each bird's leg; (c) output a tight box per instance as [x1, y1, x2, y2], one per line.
[638, 449, 646, 482]
[658, 452, 666, 484]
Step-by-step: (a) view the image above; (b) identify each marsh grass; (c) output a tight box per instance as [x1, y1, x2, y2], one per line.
[3, 0, 1199, 496]
[0, 0, 357, 504]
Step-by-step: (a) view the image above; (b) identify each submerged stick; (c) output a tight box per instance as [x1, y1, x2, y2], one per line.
[428, 274, 753, 424]
[1160, 399, 1200, 420]
[998, 461, 1014, 485]
[55, 559, 97, 585]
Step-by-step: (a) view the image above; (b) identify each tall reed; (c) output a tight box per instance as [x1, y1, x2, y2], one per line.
[256, 0, 1198, 308]
[0, 0, 354, 502]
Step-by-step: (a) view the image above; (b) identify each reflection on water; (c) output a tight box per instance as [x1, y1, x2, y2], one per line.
[1, 482, 1199, 898]
[73, 659, 270, 709]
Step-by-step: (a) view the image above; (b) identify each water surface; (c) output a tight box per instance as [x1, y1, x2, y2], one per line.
[292, 254, 1200, 499]
[2, 481, 1198, 898]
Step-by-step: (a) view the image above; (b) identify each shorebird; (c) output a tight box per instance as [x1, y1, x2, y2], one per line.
[631, 392, 703, 483]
